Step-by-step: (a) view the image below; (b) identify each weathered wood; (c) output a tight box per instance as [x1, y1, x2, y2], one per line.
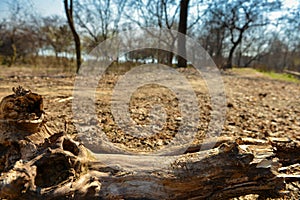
[272, 139, 300, 167]
[0, 87, 299, 199]
[284, 70, 300, 79]
[0, 136, 286, 200]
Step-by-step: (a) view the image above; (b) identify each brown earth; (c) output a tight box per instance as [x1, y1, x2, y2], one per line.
[0, 65, 299, 199]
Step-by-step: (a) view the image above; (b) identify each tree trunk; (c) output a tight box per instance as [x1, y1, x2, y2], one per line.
[8, 32, 17, 67]
[177, 0, 190, 68]
[224, 47, 235, 69]
[166, 39, 176, 66]
[0, 87, 299, 199]
[64, 0, 81, 74]
[9, 43, 17, 67]
[224, 29, 244, 69]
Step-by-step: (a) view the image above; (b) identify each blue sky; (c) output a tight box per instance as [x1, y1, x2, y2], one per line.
[0, 0, 298, 20]
[0, 0, 64, 18]
[30, 0, 65, 16]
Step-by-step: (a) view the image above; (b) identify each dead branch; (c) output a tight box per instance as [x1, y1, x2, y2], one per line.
[0, 87, 299, 199]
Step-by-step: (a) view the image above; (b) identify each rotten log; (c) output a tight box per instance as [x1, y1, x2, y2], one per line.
[0, 87, 299, 199]
[284, 70, 300, 79]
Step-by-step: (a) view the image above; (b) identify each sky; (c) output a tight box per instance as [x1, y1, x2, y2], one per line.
[0, 0, 298, 20]
[30, 0, 65, 16]
[0, 0, 64, 19]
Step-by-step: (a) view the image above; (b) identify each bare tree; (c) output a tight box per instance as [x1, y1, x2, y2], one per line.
[0, 0, 42, 66]
[127, 0, 180, 65]
[279, 3, 300, 72]
[74, 0, 127, 51]
[257, 35, 289, 72]
[198, 9, 228, 67]
[0, 1, 24, 66]
[233, 27, 271, 68]
[64, 0, 81, 73]
[177, 0, 190, 68]
[206, 0, 281, 69]
[41, 16, 73, 63]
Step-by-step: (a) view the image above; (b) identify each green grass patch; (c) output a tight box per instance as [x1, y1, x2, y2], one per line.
[257, 70, 300, 83]
[232, 67, 300, 83]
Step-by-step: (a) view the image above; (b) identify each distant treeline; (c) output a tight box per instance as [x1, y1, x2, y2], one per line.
[0, 0, 299, 72]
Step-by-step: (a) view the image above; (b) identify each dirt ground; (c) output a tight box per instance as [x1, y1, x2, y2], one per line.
[0, 65, 299, 199]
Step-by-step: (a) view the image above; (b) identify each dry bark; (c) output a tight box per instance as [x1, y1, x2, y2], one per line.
[0, 87, 299, 199]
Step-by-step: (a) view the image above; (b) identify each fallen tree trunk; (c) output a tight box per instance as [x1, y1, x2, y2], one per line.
[284, 70, 300, 79]
[0, 87, 299, 199]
